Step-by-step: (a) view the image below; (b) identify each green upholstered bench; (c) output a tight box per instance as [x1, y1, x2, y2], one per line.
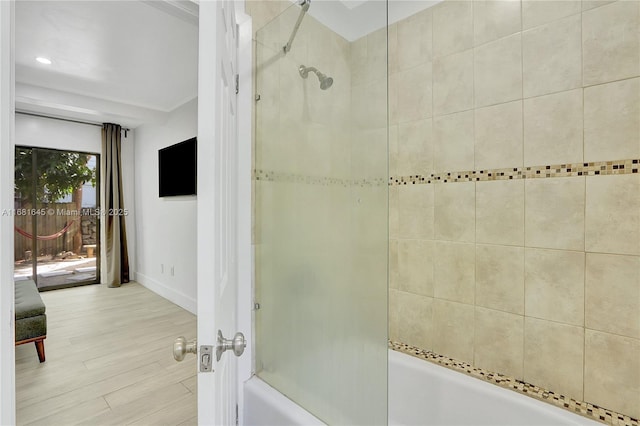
[15, 280, 47, 362]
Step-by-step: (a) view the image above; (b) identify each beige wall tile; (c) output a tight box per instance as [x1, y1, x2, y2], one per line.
[397, 63, 433, 123]
[388, 23, 398, 76]
[473, 0, 522, 46]
[350, 81, 376, 131]
[352, 80, 386, 131]
[524, 89, 583, 166]
[434, 241, 475, 304]
[433, 299, 475, 363]
[248, 0, 290, 38]
[433, 0, 473, 58]
[398, 239, 434, 297]
[474, 33, 522, 108]
[301, 124, 331, 176]
[522, 0, 581, 30]
[350, 35, 368, 85]
[582, 0, 615, 12]
[476, 244, 525, 314]
[524, 317, 584, 401]
[586, 253, 640, 339]
[433, 50, 474, 116]
[389, 239, 399, 290]
[389, 72, 398, 125]
[584, 77, 640, 162]
[434, 111, 475, 173]
[474, 100, 523, 170]
[397, 119, 433, 176]
[476, 180, 525, 246]
[389, 124, 398, 177]
[389, 288, 401, 342]
[351, 128, 387, 179]
[398, 184, 434, 240]
[522, 15, 582, 98]
[434, 181, 476, 242]
[389, 186, 399, 239]
[397, 8, 432, 71]
[586, 174, 640, 255]
[394, 290, 434, 351]
[525, 248, 585, 326]
[474, 307, 524, 379]
[362, 28, 388, 87]
[584, 330, 640, 419]
[525, 177, 585, 251]
[583, 0, 640, 86]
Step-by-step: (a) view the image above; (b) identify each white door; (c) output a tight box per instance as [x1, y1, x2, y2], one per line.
[197, 1, 242, 425]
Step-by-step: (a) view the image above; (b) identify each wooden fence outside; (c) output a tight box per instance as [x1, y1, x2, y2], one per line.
[14, 202, 83, 261]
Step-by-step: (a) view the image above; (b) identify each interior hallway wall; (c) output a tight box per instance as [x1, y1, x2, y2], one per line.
[134, 98, 197, 314]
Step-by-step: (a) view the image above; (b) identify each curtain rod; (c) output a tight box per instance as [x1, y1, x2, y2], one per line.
[16, 111, 131, 135]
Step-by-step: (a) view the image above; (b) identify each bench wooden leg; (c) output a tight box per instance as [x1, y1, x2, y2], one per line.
[34, 340, 45, 363]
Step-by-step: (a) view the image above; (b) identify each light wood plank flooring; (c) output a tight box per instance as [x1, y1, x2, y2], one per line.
[15, 282, 197, 426]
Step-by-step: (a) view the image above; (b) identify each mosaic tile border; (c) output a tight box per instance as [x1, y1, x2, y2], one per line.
[389, 341, 639, 426]
[255, 159, 639, 187]
[389, 158, 640, 186]
[253, 169, 387, 187]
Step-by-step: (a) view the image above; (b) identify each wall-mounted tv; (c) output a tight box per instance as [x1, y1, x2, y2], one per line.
[159, 137, 197, 197]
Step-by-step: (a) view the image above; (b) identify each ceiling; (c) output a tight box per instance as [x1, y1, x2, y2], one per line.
[15, 0, 199, 128]
[308, 0, 441, 42]
[14, 0, 437, 128]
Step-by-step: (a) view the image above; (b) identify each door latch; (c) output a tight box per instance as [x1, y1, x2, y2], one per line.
[200, 345, 214, 372]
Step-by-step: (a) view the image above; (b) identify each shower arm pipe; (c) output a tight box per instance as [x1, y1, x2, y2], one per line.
[283, 0, 310, 54]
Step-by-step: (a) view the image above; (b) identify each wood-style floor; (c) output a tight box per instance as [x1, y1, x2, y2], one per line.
[15, 282, 197, 425]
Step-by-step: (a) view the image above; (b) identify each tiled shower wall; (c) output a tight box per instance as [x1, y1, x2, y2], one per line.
[387, 0, 640, 419]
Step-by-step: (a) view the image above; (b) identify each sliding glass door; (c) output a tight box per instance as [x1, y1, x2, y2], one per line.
[14, 147, 100, 290]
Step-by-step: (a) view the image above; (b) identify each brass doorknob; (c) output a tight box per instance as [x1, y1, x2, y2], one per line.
[173, 336, 197, 361]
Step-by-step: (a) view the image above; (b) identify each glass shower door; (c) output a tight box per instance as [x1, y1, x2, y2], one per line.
[254, 2, 388, 424]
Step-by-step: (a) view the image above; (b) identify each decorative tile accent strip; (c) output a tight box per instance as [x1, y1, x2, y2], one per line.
[389, 158, 640, 186]
[389, 341, 639, 426]
[253, 169, 387, 187]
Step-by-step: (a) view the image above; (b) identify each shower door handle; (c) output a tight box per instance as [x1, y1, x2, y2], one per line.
[216, 330, 246, 361]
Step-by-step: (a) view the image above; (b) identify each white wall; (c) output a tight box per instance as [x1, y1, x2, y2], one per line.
[14, 114, 137, 284]
[0, 2, 15, 423]
[134, 98, 197, 313]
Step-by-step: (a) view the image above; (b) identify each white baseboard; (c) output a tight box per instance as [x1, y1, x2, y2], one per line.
[136, 272, 196, 314]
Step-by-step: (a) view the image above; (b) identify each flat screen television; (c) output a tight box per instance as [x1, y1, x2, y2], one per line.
[158, 137, 197, 197]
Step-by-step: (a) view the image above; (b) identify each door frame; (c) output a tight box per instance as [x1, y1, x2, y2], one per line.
[235, 11, 253, 426]
[0, 1, 16, 424]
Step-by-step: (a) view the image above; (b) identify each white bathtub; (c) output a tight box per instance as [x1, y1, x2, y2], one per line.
[244, 349, 601, 425]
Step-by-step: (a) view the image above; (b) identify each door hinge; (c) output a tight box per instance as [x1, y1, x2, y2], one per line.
[235, 74, 239, 95]
[235, 403, 239, 426]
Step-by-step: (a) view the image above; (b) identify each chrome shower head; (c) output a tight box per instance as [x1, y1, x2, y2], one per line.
[299, 65, 333, 90]
[317, 72, 333, 90]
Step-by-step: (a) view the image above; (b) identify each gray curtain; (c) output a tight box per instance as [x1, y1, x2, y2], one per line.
[102, 123, 129, 288]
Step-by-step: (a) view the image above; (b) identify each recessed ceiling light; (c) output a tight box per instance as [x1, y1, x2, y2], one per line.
[35, 57, 52, 65]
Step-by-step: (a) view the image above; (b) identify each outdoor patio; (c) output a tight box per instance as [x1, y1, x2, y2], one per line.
[14, 254, 97, 290]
